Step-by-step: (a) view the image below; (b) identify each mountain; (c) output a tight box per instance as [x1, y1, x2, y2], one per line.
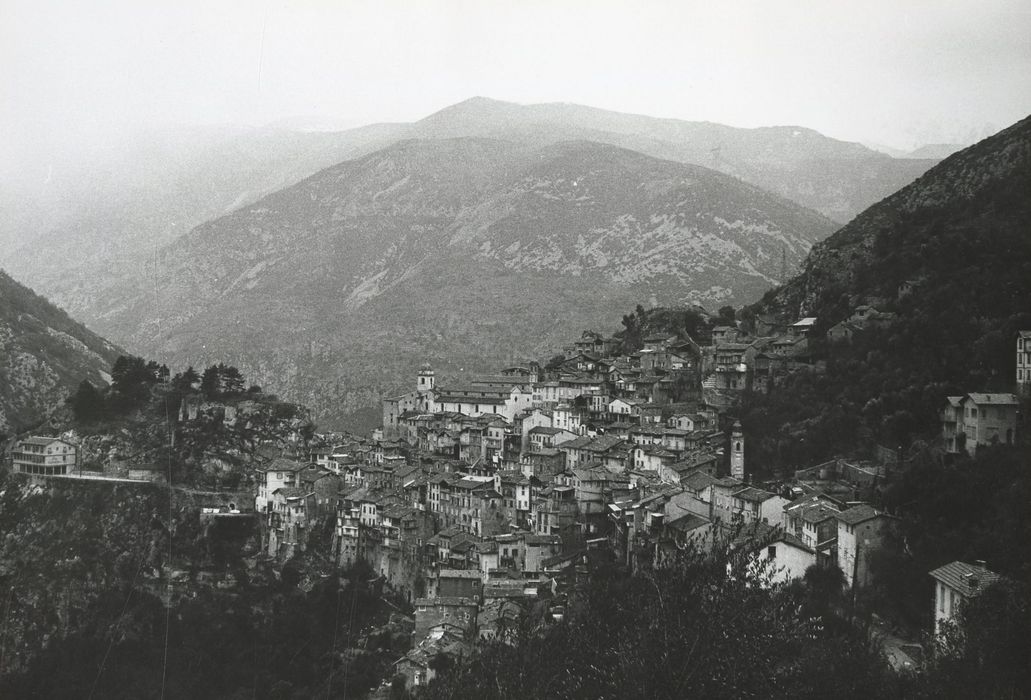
[82, 137, 837, 428]
[763, 114, 1030, 323]
[3, 97, 936, 325]
[0, 268, 121, 435]
[903, 143, 967, 159]
[406, 97, 938, 224]
[745, 113, 1031, 461]
[0, 123, 407, 296]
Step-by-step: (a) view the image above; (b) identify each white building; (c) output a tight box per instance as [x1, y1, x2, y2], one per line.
[1018, 331, 1031, 396]
[929, 560, 1000, 638]
[835, 504, 893, 589]
[941, 393, 1020, 455]
[11, 437, 78, 477]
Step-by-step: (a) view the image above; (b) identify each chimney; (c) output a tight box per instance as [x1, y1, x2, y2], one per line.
[976, 559, 987, 570]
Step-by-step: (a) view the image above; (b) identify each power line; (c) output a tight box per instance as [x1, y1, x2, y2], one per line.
[88, 558, 148, 700]
[159, 398, 174, 699]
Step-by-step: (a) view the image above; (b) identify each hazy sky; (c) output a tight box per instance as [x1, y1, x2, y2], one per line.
[3, 0, 1030, 166]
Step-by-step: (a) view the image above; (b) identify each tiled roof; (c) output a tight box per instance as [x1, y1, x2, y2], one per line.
[438, 569, 482, 579]
[834, 504, 884, 525]
[732, 486, 778, 503]
[965, 393, 1020, 406]
[19, 436, 70, 447]
[800, 503, 840, 524]
[681, 470, 718, 491]
[666, 513, 710, 533]
[929, 561, 1001, 597]
[273, 487, 311, 499]
[265, 457, 306, 472]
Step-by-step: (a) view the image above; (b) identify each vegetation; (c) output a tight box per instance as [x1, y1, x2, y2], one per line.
[423, 534, 898, 699]
[870, 444, 1031, 630]
[64, 354, 312, 486]
[618, 303, 709, 352]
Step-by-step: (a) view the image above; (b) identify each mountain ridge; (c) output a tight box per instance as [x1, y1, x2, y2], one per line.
[80, 136, 838, 429]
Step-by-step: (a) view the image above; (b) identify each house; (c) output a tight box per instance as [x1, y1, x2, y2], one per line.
[580, 435, 626, 467]
[730, 487, 788, 528]
[413, 597, 480, 641]
[749, 530, 817, 586]
[608, 397, 642, 422]
[835, 504, 894, 589]
[941, 393, 1020, 455]
[827, 321, 860, 343]
[710, 476, 745, 523]
[519, 407, 554, 449]
[929, 560, 1001, 638]
[1017, 331, 1031, 397]
[552, 403, 588, 434]
[267, 486, 316, 558]
[710, 326, 739, 345]
[527, 426, 576, 453]
[394, 626, 470, 690]
[11, 437, 78, 478]
[255, 458, 305, 513]
[432, 569, 483, 600]
[789, 317, 817, 337]
[783, 496, 840, 553]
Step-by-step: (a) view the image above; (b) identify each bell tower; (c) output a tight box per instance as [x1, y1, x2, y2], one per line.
[730, 421, 745, 480]
[417, 363, 435, 393]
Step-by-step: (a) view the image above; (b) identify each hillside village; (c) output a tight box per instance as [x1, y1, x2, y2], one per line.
[11, 299, 1025, 693]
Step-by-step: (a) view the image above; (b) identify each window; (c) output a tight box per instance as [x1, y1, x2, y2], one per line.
[767, 545, 777, 559]
[949, 589, 956, 613]
[939, 583, 945, 612]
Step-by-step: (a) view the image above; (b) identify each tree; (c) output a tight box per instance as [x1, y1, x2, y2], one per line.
[422, 535, 898, 699]
[201, 363, 247, 398]
[172, 366, 200, 392]
[200, 365, 220, 399]
[67, 380, 107, 424]
[718, 305, 737, 326]
[109, 355, 163, 412]
[921, 580, 1031, 698]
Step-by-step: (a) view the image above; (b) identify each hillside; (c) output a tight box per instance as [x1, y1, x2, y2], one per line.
[411, 97, 938, 223]
[0, 268, 121, 435]
[80, 137, 837, 429]
[3, 98, 936, 329]
[0, 123, 406, 301]
[745, 113, 1031, 463]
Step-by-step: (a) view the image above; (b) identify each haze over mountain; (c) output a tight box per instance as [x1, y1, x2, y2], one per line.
[0, 269, 121, 435]
[2, 97, 937, 317]
[76, 136, 836, 429]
